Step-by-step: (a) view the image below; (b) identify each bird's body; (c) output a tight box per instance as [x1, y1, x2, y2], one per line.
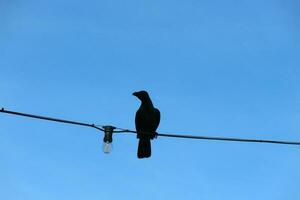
[133, 91, 160, 159]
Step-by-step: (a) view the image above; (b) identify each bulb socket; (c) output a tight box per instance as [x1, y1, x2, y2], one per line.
[102, 126, 115, 143]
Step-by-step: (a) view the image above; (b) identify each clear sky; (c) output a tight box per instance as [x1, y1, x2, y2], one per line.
[1, 0, 300, 199]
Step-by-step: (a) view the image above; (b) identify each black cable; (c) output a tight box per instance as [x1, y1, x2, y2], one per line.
[1, 107, 300, 146]
[157, 133, 300, 145]
[0, 108, 104, 131]
[114, 128, 300, 146]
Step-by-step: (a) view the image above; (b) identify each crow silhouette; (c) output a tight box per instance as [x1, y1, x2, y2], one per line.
[133, 91, 160, 159]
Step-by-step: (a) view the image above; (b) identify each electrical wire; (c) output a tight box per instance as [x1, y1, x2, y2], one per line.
[1, 107, 300, 146]
[0, 108, 104, 131]
[113, 128, 300, 145]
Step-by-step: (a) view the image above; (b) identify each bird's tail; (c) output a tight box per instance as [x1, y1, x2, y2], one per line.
[138, 137, 151, 159]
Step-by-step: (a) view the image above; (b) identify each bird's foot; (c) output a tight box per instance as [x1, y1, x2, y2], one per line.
[151, 132, 158, 139]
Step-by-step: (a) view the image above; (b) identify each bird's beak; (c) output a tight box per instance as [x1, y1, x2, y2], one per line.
[132, 92, 138, 97]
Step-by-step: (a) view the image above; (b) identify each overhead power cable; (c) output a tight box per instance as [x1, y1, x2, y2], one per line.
[112, 128, 300, 146]
[1, 108, 104, 131]
[1, 108, 300, 146]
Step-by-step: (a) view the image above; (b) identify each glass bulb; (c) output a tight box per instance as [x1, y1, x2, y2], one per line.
[103, 142, 112, 154]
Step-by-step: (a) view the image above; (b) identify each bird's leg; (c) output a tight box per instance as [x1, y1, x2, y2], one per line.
[151, 132, 158, 139]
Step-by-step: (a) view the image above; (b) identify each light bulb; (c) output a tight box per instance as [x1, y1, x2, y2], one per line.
[103, 142, 113, 154]
[102, 126, 115, 154]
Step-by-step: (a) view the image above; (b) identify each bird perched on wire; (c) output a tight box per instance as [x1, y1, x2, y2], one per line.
[133, 90, 160, 159]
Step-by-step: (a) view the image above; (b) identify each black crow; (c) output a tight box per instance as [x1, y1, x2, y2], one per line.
[133, 90, 160, 159]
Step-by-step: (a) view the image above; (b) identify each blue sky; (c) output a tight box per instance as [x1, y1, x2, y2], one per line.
[1, 0, 300, 199]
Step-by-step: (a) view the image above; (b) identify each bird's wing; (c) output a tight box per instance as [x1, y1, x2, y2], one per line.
[152, 108, 160, 132]
[135, 107, 160, 133]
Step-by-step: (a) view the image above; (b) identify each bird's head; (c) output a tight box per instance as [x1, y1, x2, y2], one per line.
[132, 90, 150, 101]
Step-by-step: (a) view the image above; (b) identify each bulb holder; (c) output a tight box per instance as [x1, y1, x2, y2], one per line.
[102, 125, 115, 144]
